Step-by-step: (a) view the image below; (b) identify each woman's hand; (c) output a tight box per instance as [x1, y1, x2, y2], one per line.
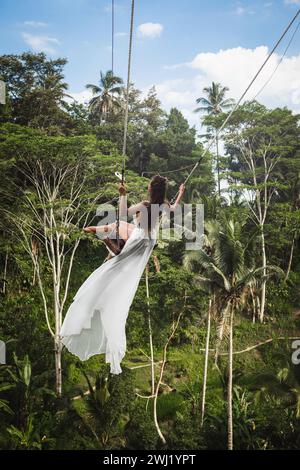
[119, 183, 126, 196]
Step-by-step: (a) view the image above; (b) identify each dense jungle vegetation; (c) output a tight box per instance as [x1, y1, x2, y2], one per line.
[0, 52, 300, 450]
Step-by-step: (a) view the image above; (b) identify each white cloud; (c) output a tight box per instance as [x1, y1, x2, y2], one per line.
[137, 22, 163, 39]
[232, 2, 256, 15]
[115, 32, 127, 38]
[24, 21, 48, 28]
[235, 6, 247, 15]
[22, 32, 60, 55]
[163, 62, 187, 70]
[154, 46, 300, 129]
[70, 46, 300, 131]
[68, 90, 92, 105]
[284, 0, 300, 4]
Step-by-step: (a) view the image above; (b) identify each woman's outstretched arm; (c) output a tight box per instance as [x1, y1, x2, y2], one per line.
[169, 184, 185, 211]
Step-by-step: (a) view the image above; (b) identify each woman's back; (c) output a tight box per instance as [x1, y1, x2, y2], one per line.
[133, 199, 170, 233]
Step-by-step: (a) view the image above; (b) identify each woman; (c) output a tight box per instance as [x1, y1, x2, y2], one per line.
[60, 175, 185, 374]
[83, 176, 185, 246]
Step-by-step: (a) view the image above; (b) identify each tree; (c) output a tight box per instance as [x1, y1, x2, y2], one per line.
[140, 86, 165, 131]
[86, 70, 123, 124]
[195, 82, 234, 195]
[75, 366, 134, 449]
[0, 126, 118, 395]
[224, 103, 300, 322]
[183, 215, 281, 449]
[0, 52, 72, 131]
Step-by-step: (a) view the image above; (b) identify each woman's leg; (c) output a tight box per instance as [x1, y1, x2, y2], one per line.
[83, 225, 112, 234]
[84, 221, 135, 242]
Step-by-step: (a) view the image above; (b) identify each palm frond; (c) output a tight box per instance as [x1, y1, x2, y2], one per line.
[86, 84, 101, 94]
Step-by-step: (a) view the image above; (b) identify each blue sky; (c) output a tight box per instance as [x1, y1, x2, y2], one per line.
[1, 0, 300, 127]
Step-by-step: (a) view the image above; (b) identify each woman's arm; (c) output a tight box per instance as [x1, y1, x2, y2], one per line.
[118, 183, 128, 218]
[118, 183, 145, 218]
[127, 202, 146, 217]
[169, 184, 185, 211]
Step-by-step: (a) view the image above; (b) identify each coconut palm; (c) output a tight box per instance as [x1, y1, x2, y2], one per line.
[86, 70, 123, 123]
[195, 82, 234, 115]
[183, 216, 282, 449]
[195, 82, 234, 195]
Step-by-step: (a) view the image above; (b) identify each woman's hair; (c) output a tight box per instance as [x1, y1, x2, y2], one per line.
[139, 174, 170, 232]
[148, 174, 168, 205]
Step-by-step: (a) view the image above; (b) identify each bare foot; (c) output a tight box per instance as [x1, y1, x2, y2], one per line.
[83, 227, 95, 233]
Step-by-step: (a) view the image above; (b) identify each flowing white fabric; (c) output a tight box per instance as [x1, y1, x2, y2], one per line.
[60, 226, 156, 374]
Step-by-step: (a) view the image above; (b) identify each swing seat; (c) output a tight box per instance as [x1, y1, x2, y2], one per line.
[103, 237, 126, 256]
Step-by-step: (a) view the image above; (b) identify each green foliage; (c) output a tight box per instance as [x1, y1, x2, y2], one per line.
[73, 366, 135, 449]
[266, 280, 294, 316]
[168, 408, 204, 450]
[125, 403, 158, 450]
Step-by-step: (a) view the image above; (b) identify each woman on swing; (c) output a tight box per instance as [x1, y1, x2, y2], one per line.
[83, 175, 185, 252]
[61, 175, 185, 375]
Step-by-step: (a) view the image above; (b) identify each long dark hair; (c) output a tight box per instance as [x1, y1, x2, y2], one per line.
[140, 174, 169, 231]
[148, 174, 168, 205]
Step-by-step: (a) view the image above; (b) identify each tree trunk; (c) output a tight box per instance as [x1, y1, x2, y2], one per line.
[2, 249, 8, 294]
[54, 274, 62, 396]
[250, 286, 257, 324]
[285, 236, 295, 282]
[227, 307, 233, 450]
[216, 132, 221, 196]
[31, 239, 38, 286]
[201, 299, 211, 426]
[259, 230, 267, 323]
[32, 267, 37, 287]
[54, 336, 62, 397]
[145, 265, 155, 395]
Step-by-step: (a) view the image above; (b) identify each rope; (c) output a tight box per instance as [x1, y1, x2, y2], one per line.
[121, 0, 135, 183]
[141, 163, 197, 178]
[116, 0, 135, 245]
[111, 0, 115, 76]
[171, 7, 300, 203]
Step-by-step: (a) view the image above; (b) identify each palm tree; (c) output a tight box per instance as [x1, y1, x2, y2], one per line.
[253, 364, 300, 418]
[195, 82, 234, 195]
[86, 70, 123, 123]
[184, 216, 281, 449]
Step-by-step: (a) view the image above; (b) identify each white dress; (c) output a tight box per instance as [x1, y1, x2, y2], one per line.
[60, 222, 157, 374]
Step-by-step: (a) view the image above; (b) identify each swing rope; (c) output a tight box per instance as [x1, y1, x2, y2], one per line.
[111, 0, 115, 77]
[115, 0, 135, 249]
[122, 0, 135, 183]
[170, 7, 300, 203]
